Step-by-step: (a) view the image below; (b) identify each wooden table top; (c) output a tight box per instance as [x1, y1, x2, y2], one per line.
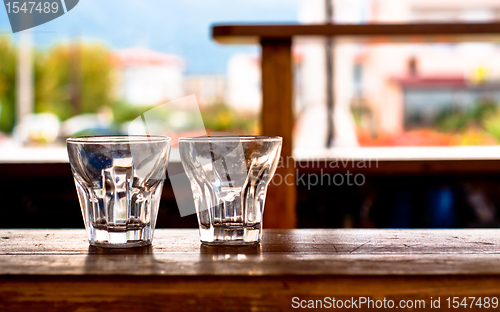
[3, 229, 500, 311]
[2, 229, 500, 276]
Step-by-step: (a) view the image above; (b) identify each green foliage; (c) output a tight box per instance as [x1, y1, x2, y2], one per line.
[436, 100, 497, 132]
[201, 102, 257, 134]
[36, 43, 116, 120]
[80, 45, 115, 113]
[0, 36, 116, 134]
[482, 108, 500, 143]
[0, 36, 256, 136]
[111, 101, 154, 125]
[0, 35, 17, 133]
[434, 99, 500, 144]
[435, 110, 469, 132]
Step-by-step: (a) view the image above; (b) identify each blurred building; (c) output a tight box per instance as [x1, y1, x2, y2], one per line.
[184, 75, 226, 107]
[226, 54, 261, 113]
[294, 0, 362, 149]
[113, 47, 184, 105]
[294, 0, 500, 148]
[357, 0, 500, 135]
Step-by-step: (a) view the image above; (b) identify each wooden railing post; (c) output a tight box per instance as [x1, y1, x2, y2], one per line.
[260, 38, 297, 228]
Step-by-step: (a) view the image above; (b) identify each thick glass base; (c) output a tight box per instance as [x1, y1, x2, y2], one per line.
[88, 225, 153, 248]
[199, 225, 261, 245]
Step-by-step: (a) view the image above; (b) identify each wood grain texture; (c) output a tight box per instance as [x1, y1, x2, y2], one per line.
[212, 22, 500, 44]
[2, 229, 500, 275]
[260, 38, 297, 229]
[2, 229, 500, 311]
[3, 276, 500, 312]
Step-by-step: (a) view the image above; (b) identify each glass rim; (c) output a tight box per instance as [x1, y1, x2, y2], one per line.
[67, 135, 171, 144]
[178, 135, 282, 143]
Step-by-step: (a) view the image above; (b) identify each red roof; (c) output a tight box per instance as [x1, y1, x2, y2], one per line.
[113, 47, 184, 67]
[394, 75, 467, 88]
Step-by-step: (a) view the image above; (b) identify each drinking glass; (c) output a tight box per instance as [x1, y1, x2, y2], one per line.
[67, 136, 171, 248]
[179, 136, 282, 245]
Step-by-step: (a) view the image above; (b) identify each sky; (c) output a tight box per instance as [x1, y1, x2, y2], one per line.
[0, 0, 299, 74]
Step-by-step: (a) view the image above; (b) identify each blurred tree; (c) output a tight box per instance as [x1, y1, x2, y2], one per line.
[0, 37, 116, 133]
[482, 108, 500, 143]
[36, 43, 116, 120]
[436, 100, 497, 132]
[0, 35, 17, 133]
[201, 102, 258, 134]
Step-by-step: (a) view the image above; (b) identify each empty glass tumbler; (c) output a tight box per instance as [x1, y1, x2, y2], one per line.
[179, 136, 282, 245]
[67, 136, 171, 248]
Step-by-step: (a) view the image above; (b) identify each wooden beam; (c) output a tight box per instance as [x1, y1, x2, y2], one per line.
[212, 22, 500, 44]
[3, 276, 500, 311]
[260, 38, 296, 229]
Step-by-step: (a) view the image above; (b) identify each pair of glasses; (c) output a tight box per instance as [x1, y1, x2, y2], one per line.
[67, 135, 282, 248]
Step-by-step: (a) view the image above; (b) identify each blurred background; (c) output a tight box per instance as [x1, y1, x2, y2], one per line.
[3, 0, 500, 229]
[0, 0, 296, 146]
[3, 0, 500, 147]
